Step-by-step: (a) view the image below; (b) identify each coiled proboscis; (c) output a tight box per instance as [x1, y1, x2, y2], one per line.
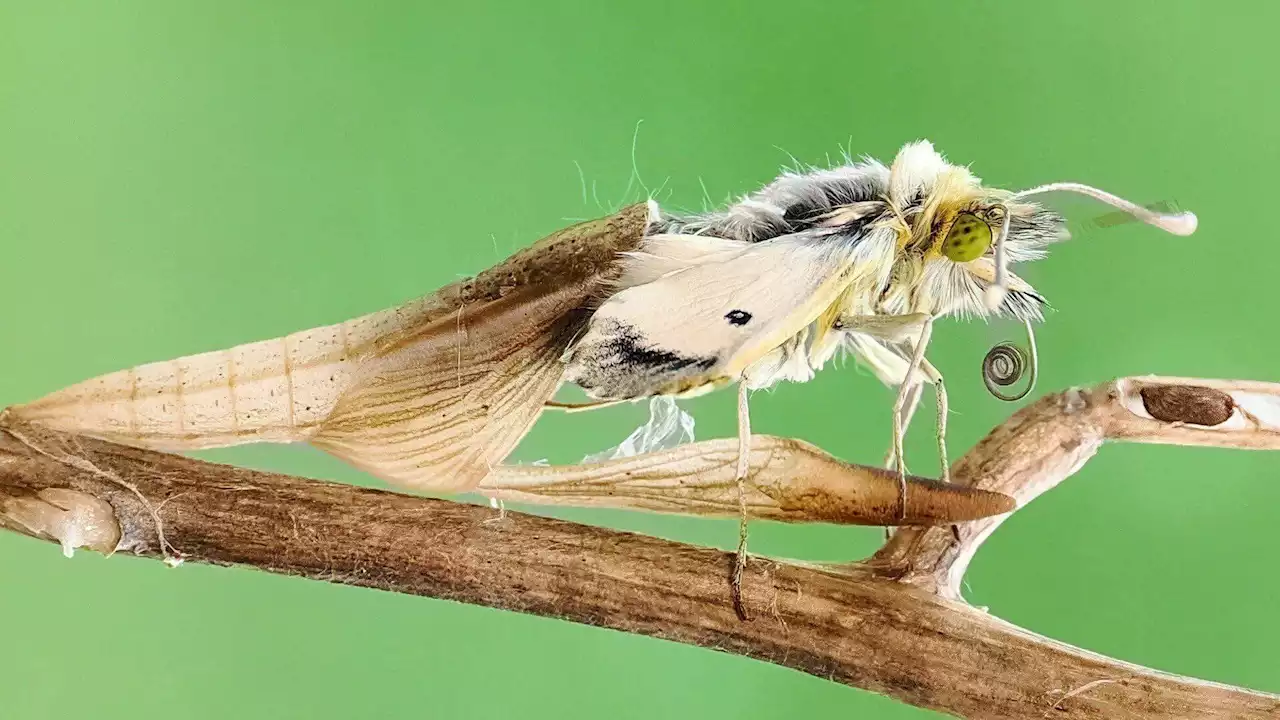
[982, 342, 1035, 401]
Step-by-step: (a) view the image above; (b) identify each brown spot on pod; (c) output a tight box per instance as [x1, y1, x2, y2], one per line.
[1139, 385, 1234, 426]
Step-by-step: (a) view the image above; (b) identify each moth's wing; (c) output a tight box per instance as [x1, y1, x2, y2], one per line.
[309, 203, 657, 492]
[613, 233, 752, 287]
[16, 288, 577, 494]
[13, 205, 653, 492]
[311, 281, 588, 492]
[565, 235, 861, 399]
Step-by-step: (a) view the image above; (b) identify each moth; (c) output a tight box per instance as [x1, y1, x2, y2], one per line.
[10, 140, 1194, 617]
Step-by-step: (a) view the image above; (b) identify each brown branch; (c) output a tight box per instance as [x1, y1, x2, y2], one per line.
[1, 377, 1278, 720]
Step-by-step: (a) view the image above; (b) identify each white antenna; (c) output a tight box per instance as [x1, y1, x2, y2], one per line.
[984, 182, 1197, 310]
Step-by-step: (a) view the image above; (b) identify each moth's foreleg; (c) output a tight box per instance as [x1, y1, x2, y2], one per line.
[837, 312, 936, 475]
[883, 358, 945, 476]
[884, 378, 926, 541]
[884, 381, 923, 472]
[884, 359, 949, 502]
[838, 312, 931, 343]
[892, 317, 936, 520]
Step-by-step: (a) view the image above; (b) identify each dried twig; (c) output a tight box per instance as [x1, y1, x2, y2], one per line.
[1, 376, 1278, 720]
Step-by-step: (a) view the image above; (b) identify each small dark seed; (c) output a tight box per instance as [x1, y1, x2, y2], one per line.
[1140, 385, 1234, 426]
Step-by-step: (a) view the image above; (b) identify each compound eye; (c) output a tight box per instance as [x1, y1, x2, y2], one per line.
[941, 212, 992, 262]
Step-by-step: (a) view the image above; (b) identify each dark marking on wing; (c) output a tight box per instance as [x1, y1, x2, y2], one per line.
[725, 310, 752, 326]
[564, 319, 718, 400]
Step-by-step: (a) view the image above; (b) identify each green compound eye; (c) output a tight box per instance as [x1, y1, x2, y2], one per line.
[941, 212, 993, 262]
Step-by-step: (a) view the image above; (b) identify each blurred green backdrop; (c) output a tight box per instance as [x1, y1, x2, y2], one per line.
[2, 2, 1277, 718]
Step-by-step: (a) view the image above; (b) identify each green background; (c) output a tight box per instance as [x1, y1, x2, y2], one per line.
[2, 2, 1276, 718]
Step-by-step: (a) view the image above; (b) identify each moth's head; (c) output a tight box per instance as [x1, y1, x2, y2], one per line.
[882, 140, 1196, 317]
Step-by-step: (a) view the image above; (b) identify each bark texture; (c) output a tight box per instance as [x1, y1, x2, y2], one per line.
[1, 376, 1277, 719]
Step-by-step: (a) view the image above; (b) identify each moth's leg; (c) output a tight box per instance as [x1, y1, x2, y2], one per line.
[837, 312, 933, 474]
[837, 313, 936, 536]
[482, 496, 509, 525]
[883, 381, 921, 541]
[884, 356, 946, 476]
[892, 316, 935, 520]
[882, 359, 945, 541]
[924, 359, 950, 483]
[884, 381, 924, 473]
[837, 312, 937, 470]
[922, 360, 962, 542]
[732, 381, 752, 621]
[838, 312, 930, 344]
[543, 399, 627, 413]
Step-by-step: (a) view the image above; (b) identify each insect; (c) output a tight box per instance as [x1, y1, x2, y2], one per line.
[9, 140, 1194, 618]
[558, 141, 1194, 604]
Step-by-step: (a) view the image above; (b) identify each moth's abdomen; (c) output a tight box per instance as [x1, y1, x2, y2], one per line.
[564, 318, 720, 400]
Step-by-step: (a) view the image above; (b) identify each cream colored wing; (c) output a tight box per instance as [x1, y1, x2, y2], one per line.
[311, 281, 588, 491]
[12, 205, 653, 492]
[612, 233, 750, 287]
[564, 234, 865, 399]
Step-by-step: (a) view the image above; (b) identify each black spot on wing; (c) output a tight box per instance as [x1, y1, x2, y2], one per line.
[725, 310, 752, 326]
[565, 319, 719, 400]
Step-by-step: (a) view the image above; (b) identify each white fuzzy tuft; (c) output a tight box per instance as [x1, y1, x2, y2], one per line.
[888, 140, 952, 204]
